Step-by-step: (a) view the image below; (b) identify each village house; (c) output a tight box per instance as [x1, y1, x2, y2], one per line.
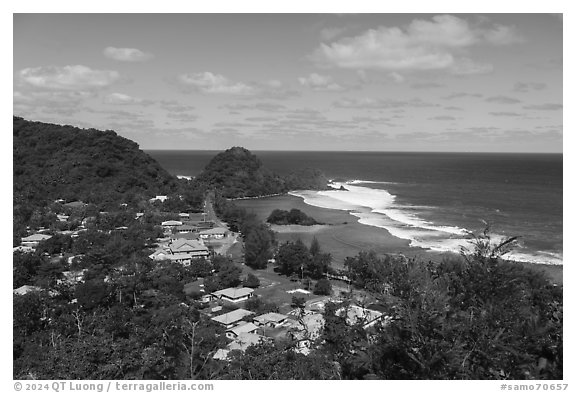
[21, 233, 52, 248]
[13, 245, 34, 253]
[288, 313, 325, 355]
[195, 221, 215, 230]
[64, 201, 86, 209]
[176, 224, 196, 234]
[213, 333, 267, 361]
[225, 322, 259, 339]
[60, 270, 86, 285]
[178, 212, 190, 219]
[187, 212, 208, 222]
[199, 227, 228, 240]
[13, 285, 42, 296]
[165, 254, 197, 266]
[170, 232, 200, 241]
[211, 308, 254, 329]
[169, 239, 210, 258]
[253, 312, 288, 328]
[210, 287, 254, 303]
[336, 305, 386, 329]
[149, 249, 170, 261]
[149, 195, 168, 203]
[149, 238, 209, 265]
[161, 220, 183, 228]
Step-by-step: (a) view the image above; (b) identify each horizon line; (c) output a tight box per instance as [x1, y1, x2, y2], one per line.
[143, 148, 563, 154]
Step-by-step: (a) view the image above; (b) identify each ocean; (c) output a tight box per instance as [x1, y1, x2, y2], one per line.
[147, 150, 563, 265]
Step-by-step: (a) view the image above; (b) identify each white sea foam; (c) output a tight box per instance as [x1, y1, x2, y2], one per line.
[504, 250, 563, 265]
[346, 179, 398, 185]
[373, 208, 469, 236]
[290, 182, 562, 265]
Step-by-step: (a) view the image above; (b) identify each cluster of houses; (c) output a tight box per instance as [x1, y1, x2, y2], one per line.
[204, 285, 389, 360]
[149, 214, 230, 266]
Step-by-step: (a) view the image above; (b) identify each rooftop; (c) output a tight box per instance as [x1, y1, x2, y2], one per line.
[254, 312, 288, 324]
[228, 333, 266, 351]
[171, 232, 200, 241]
[337, 305, 384, 326]
[199, 227, 228, 235]
[211, 287, 254, 299]
[211, 308, 254, 326]
[13, 285, 42, 295]
[177, 224, 197, 231]
[226, 322, 259, 336]
[161, 220, 183, 226]
[169, 239, 209, 253]
[21, 234, 53, 242]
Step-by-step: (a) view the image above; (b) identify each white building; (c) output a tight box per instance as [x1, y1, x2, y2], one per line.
[199, 227, 228, 240]
[210, 287, 254, 303]
[211, 308, 254, 329]
[225, 322, 259, 339]
[336, 305, 385, 329]
[21, 234, 52, 248]
[253, 312, 288, 328]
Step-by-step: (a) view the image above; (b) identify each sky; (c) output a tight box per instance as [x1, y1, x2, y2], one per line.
[13, 13, 563, 152]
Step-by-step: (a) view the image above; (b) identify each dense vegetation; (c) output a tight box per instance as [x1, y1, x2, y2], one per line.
[267, 208, 322, 226]
[13, 117, 180, 209]
[197, 146, 329, 198]
[13, 118, 562, 380]
[13, 117, 206, 243]
[213, 194, 276, 270]
[275, 238, 332, 280]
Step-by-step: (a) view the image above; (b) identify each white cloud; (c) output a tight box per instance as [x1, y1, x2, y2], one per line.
[482, 25, 522, 45]
[178, 72, 256, 95]
[442, 92, 483, 100]
[178, 73, 298, 99]
[311, 14, 520, 74]
[18, 65, 120, 91]
[298, 73, 344, 91]
[103, 47, 154, 62]
[104, 92, 152, 105]
[490, 111, 523, 117]
[14, 90, 94, 117]
[513, 82, 547, 92]
[410, 82, 445, 89]
[429, 115, 457, 121]
[320, 27, 351, 41]
[160, 100, 196, 113]
[388, 72, 405, 83]
[334, 97, 436, 109]
[251, 80, 300, 100]
[485, 95, 522, 104]
[524, 103, 563, 111]
[220, 103, 287, 112]
[449, 58, 493, 75]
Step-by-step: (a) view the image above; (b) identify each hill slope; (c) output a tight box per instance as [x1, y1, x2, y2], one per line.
[197, 146, 329, 198]
[196, 147, 285, 198]
[13, 117, 179, 215]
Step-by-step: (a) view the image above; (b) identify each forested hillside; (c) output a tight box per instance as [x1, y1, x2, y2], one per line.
[197, 146, 329, 198]
[13, 116, 181, 221]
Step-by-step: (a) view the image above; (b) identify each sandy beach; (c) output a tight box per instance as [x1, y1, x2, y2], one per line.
[236, 194, 563, 285]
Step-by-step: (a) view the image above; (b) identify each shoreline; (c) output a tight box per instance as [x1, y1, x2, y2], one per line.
[235, 193, 563, 285]
[229, 193, 284, 201]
